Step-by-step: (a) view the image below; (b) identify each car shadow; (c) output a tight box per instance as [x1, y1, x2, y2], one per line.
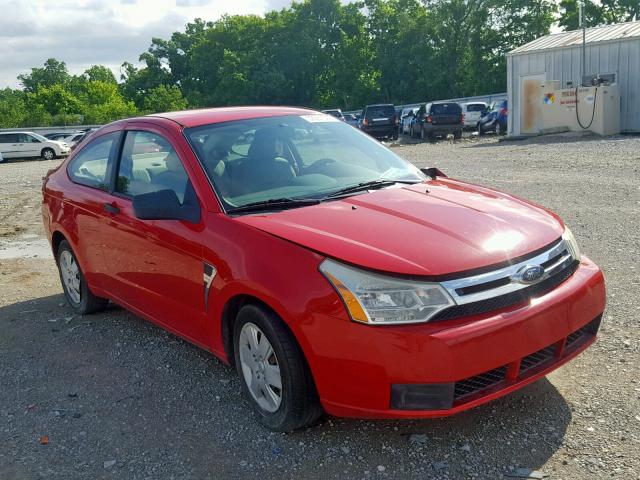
[0, 294, 572, 478]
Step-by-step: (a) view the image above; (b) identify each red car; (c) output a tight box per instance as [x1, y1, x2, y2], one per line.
[42, 107, 605, 431]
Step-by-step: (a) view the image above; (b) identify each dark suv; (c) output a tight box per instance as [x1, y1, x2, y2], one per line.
[359, 104, 398, 140]
[413, 102, 463, 142]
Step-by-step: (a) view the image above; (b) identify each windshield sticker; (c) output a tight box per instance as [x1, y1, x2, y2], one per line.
[300, 114, 340, 123]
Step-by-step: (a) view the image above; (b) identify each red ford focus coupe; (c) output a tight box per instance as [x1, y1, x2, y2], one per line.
[42, 107, 606, 431]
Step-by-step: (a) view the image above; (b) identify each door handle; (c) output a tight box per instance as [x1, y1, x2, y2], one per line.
[103, 203, 120, 215]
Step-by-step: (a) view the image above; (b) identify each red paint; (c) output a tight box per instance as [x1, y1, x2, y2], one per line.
[42, 107, 606, 419]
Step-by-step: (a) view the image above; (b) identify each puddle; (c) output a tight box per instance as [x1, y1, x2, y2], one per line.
[0, 236, 53, 260]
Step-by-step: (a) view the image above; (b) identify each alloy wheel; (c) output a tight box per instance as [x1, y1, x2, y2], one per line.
[59, 250, 81, 303]
[238, 322, 282, 413]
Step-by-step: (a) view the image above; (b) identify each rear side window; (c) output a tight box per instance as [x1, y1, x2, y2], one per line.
[430, 103, 461, 115]
[116, 130, 191, 204]
[68, 132, 119, 190]
[365, 106, 395, 118]
[0, 133, 17, 143]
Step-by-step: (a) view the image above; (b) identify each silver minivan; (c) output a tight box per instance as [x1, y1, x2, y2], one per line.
[0, 132, 70, 160]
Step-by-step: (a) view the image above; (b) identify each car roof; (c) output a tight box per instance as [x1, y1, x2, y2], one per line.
[365, 104, 394, 108]
[144, 106, 318, 128]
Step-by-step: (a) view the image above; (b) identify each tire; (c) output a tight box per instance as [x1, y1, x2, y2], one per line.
[56, 240, 108, 315]
[234, 304, 322, 432]
[496, 122, 505, 136]
[478, 123, 485, 136]
[41, 148, 56, 160]
[453, 129, 463, 140]
[420, 126, 426, 141]
[409, 125, 414, 138]
[392, 130, 398, 141]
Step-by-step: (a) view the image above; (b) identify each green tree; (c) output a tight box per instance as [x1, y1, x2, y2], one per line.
[80, 81, 137, 124]
[18, 58, 71, 93]
[142, 84, 188, 113]
[0, 88, 27, 127]
[83, 65, 117, 83]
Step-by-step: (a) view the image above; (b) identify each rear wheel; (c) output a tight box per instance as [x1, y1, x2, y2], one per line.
[234, 304, 322, 432]
[478, 123, 485, 136]
[56, 240, 108, 314]
[496, 122, 505, 135]
[420, 126, 426, 141]
[41, 148, 56, 160]
[453, 129, 463, 140]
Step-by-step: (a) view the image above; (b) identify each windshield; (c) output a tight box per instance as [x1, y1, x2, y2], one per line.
[185, 114, 425, 211]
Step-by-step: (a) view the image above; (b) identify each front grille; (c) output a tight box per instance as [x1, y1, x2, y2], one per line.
[433, 259, 579, 322]
[451, 315, 601, 405]
[454, 366, 507, 401]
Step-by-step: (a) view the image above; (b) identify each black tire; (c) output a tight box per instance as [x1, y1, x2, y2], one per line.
[234, 304, 322, 432]
[56, 240, 108, 315]
[453, 129, 463, 140]
[478, 123, 485, 136]
[392, 130, 398, 141]
[409, 125, 414, 138]
[420, 126, 426, 141]
[41, 148, 56, 160]
[496, 122, 505, 136]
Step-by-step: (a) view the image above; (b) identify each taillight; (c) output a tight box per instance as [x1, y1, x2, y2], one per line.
[500, 108, 508, 116]
[394, 115, 399, 125]
[461, 113, 465, 123]
[426, 115, 432, 123]
[363, 118, 369, 126]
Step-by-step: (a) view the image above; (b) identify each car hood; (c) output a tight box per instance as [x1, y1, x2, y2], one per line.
[236, 179, 564, 277]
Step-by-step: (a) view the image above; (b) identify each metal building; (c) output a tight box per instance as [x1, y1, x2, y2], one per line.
[507, 20, 640, 135]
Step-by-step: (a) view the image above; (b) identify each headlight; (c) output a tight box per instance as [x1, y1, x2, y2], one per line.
[562, 226, 581, 261]
[320, 259, 455, 325]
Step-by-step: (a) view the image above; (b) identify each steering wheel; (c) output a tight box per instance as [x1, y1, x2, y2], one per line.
[307, 158, 336, 173]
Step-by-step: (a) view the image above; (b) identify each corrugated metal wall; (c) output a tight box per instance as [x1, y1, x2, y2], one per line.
[508, 38, 640, 134]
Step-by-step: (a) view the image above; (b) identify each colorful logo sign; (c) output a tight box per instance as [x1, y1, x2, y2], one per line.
[543, 93, 555, 105]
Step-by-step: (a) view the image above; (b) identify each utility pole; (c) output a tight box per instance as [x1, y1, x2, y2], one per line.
[579, 0, 586, 85]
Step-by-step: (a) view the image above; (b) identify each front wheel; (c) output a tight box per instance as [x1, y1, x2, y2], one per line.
[56, 240, 108, 314]
[234, 304, 322, 431]
[41, 148, 56, 160]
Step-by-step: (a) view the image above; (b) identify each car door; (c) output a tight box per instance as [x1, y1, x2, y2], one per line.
[14, 133, 38, 157]
[101, 125, 207, 343]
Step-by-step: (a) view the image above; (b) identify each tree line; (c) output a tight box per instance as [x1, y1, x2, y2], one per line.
[1, 0, 637, 129]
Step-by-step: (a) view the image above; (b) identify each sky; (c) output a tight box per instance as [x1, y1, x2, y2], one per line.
[0, 0, 308, 89]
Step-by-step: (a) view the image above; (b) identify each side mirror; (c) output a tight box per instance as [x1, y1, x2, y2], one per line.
[132, 189, 200, 223]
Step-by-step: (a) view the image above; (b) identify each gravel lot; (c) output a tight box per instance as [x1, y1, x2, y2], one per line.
[1, 133, 638, 479]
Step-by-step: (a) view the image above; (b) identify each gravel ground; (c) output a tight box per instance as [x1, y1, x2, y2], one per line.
[0, 133, 638, 480]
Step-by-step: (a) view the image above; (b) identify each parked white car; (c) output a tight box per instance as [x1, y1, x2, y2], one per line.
[0, 131, 70, 160]
[0, 151, 4, 163]
[462, 102, 487, 128]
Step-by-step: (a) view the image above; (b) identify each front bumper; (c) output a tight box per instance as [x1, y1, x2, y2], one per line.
[302, 256, 605, 419]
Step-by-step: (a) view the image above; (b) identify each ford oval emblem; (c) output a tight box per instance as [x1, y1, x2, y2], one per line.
[513, 265, 545, 284]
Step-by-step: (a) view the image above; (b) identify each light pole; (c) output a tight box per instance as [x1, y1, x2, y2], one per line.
[579, 0, 586, 85]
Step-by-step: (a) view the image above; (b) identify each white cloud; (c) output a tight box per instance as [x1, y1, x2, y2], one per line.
[0, 0, 267, 88]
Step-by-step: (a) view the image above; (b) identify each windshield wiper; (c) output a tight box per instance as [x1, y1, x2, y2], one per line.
[228, 197, 320, 214]
[323, 179, 420, 200]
